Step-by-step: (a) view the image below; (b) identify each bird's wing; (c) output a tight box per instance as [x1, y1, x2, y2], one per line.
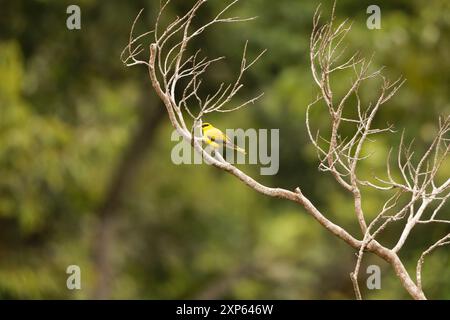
[224, 133, 233, 144]
[204, 127, 245, 153]
[206, 128, 227, 143]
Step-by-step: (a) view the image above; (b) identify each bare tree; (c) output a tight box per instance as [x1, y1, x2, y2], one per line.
[121, 0, 449, 300]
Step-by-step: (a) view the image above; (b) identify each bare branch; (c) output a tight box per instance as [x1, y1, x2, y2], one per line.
[416, 233, 450, 291]
[122, 0, 439, 301]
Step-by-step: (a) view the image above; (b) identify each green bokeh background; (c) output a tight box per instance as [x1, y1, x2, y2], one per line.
[0, 0, 448, 299]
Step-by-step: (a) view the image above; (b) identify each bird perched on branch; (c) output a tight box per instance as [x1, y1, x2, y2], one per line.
[201, 122, 246, 155]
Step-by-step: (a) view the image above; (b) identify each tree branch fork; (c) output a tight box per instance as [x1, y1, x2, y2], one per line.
[121, 0, 449, 300]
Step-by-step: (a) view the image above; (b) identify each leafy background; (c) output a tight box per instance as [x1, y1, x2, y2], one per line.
[0, 0, 448, 299]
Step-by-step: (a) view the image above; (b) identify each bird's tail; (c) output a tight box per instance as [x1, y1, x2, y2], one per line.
[225, 141, 246, 155]
[234, 145, 247, 155]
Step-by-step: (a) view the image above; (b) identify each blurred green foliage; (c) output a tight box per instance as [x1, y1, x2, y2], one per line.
[0, 0, 448, 299]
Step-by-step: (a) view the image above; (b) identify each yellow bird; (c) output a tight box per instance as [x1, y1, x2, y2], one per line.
[201, 123, 246, 155]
